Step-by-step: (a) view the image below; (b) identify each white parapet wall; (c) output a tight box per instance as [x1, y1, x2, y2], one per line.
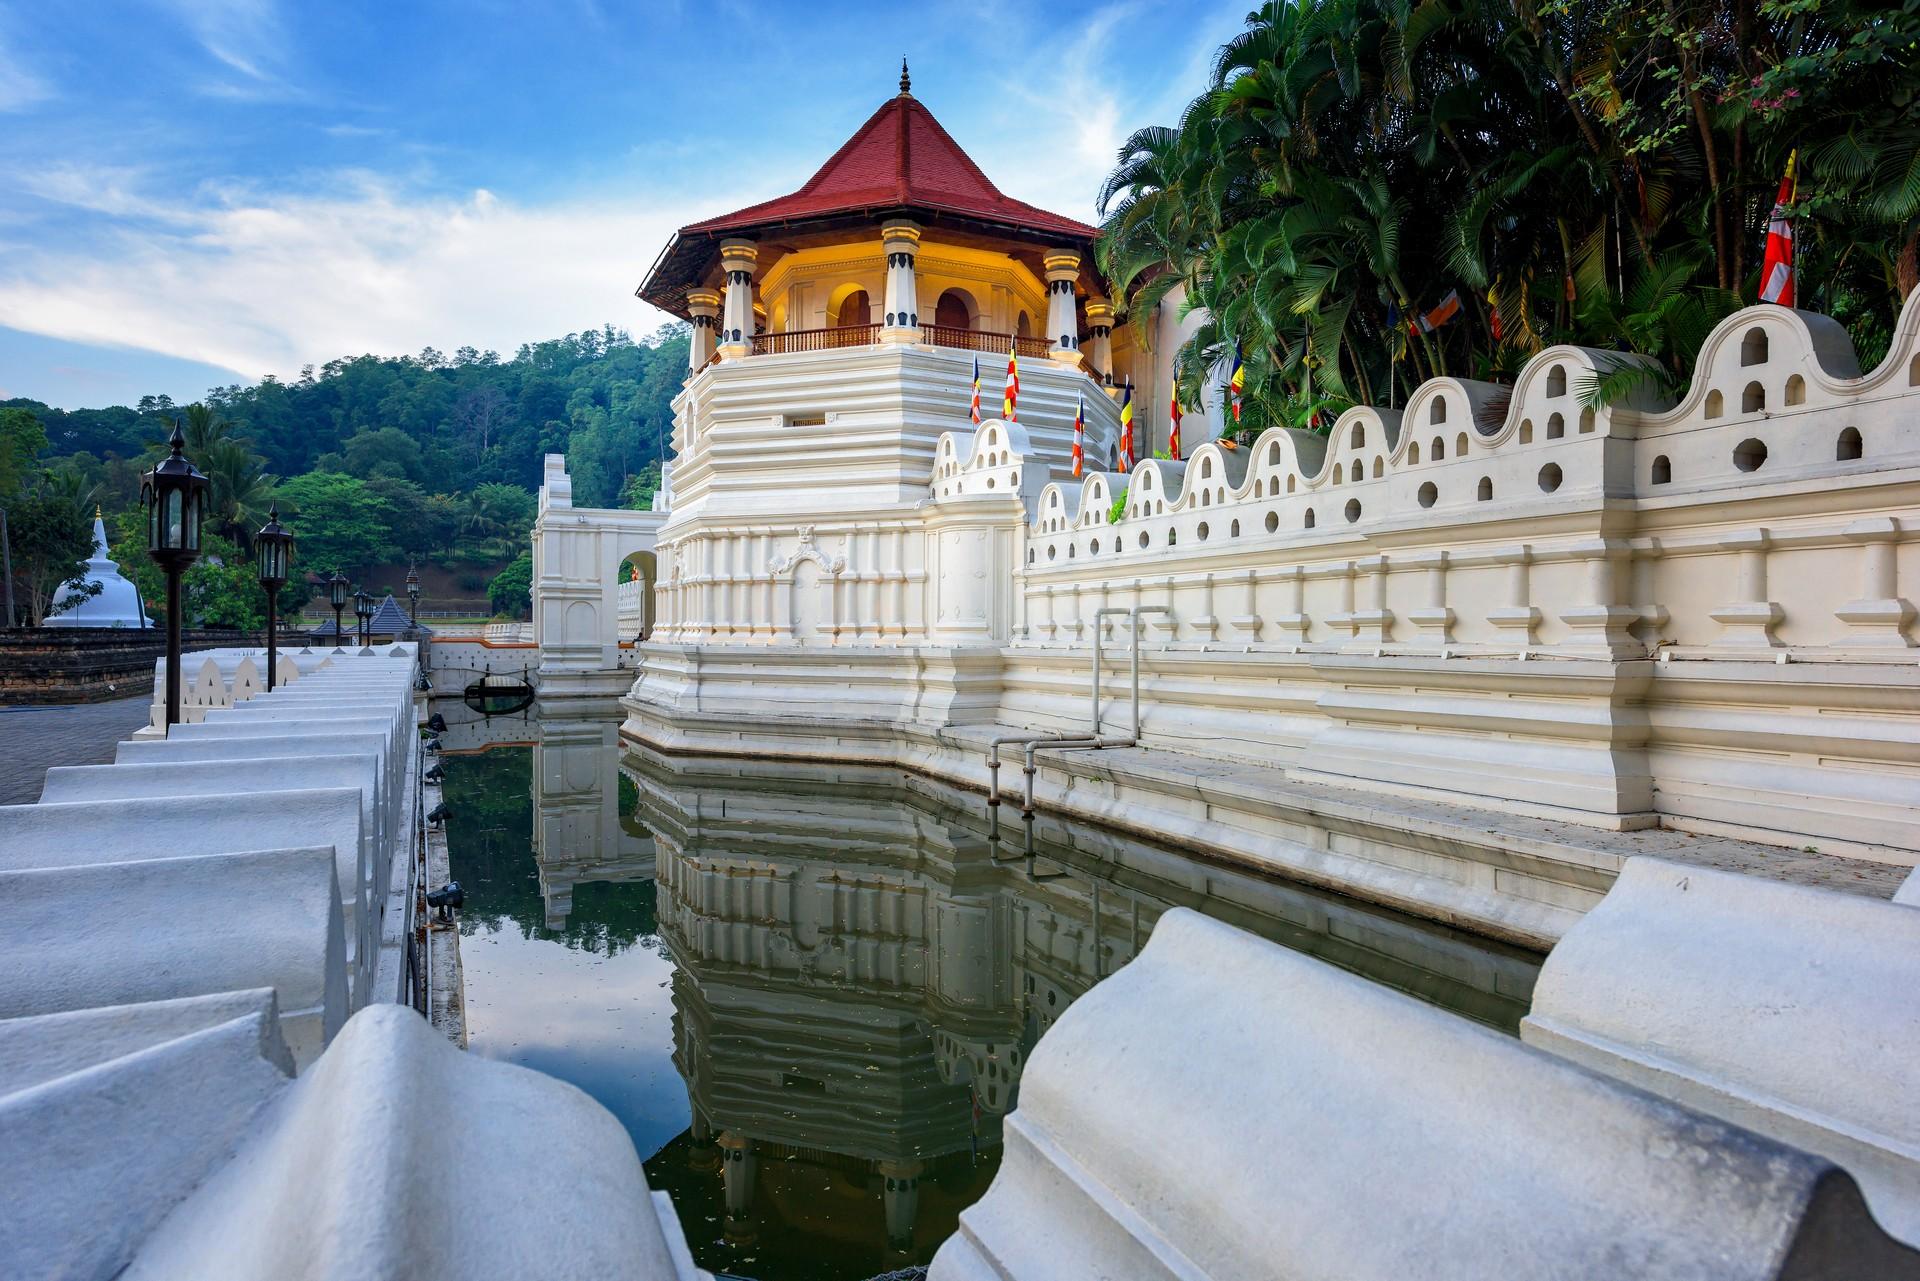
[930, 908, 1919, 1280]
[0, 645, 711, 1280]
[625, 297, 1920, 934]
[532, 452, 665, 696]
[1521, 856, 1920, 1246]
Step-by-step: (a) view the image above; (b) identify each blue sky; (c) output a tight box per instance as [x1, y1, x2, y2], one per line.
[0, 0, 1247, 410]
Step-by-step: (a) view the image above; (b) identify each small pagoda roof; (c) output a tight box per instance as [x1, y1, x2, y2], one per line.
[369, 594, 426, 636]
[640, 73, 1098, 318]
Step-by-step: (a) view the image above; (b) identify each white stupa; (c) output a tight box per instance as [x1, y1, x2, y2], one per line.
[44, 509, 151, 628]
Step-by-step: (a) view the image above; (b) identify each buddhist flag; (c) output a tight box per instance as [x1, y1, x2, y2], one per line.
[1760, 150, 1798, 306]
[1071, 393, 1085, 478]
[1118, 379, 1135, 471]
[1410, 290, 1462, 335]
[1228, 341, 1245, 422]
[1003, 340, 1019, 422]
[970, 357, 982, 424]
[1168, 391, 1183, 461]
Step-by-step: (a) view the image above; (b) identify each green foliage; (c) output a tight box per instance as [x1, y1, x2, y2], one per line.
[274, 471, 394, 579]
[10, 322, 690, 578]
[10, 487, 98, 624]
[107, 519, 295, 630]
[0, 407, 48, 497]
[1101, 0, 1920, 424]
[1108, 487, 1128, 525]
[488, 551, 532, 618]
[618, 461, 663, 511]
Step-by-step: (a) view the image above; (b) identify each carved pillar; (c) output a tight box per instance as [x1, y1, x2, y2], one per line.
[880, 220, 921, 342]
[1710, 529, 1783, 648]
[1227, 568, 1262, 640]
[1194, 572, 1220, 640]
[1561, 539, 1642, 657]
[1272, 565, 1308, 641]
[1348, 555, 1393, 647]
[1085, 296, 1115, 385]
[1488, 545, 1541, 648]
[717, 240, 757, 359]
[1834, 517, 1914, 648]
[1407, 550, 1453, 645]
[687, 290, 721, 371]
[1044, 249, 1082, 363]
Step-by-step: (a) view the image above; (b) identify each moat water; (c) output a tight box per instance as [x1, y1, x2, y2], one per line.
[436, 701, 1542, 1281]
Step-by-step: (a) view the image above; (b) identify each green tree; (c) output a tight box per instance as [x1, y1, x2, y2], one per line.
[487, 551, 532, 619]
[342, 426, 427, 483]
[0, 407, 48, 497]
[9, 489, 96, 625]
[1100, 0, 1920, 429]
[618, 461, 663, 510]
[274, 472, 394, 578]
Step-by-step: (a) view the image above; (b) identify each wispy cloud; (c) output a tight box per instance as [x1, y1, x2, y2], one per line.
[0, 170, 753, 381]
[159, 0, 285, 80]
[0, 29, 53, 111]
[962, 0, 1247, 224]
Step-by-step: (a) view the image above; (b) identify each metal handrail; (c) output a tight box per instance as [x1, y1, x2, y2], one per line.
[994, 605, 1172, 816]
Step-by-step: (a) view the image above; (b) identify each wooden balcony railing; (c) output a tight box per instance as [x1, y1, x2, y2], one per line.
[750, 324, 880, 355]
[923, 324, 1053, 359]
[729, 322, 1055, 361]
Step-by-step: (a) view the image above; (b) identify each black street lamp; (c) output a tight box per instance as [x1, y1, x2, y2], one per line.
[354, 587, 374, 646]
[405, 561, 421, 625]
[141, 421, 210, 728]
[328, 570, 349, 648]
[255, 503, 293, 691]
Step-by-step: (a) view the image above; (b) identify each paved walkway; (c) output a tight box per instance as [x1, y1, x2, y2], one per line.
[0, 695, 153, 805]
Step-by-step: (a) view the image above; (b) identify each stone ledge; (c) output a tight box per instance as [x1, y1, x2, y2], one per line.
[621, 701, 1905, 950]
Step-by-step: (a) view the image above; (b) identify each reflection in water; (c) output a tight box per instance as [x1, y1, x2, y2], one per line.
[440, 703, 1542, 1281]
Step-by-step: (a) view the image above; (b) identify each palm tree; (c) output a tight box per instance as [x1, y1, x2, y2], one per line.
[201, 440, 277, 553]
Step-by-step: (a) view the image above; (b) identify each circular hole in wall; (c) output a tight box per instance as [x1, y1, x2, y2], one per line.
[1733, 438, 1768, 472]
[1138, 531, 1150, 549]
[1264, 511, 1279, 533]
[1090, 538, 1101, 554]
[1538, 463, 1562, 493]
[1344, 498, 1361, 523]
[1197, 522, 1210, 541]
[1417, 481, 1437, 509]
[1046, 544, 1056, 561]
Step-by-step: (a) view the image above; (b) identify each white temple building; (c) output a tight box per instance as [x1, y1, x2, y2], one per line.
[526, 72, 1920, 933]
[44, 510, 150, 628]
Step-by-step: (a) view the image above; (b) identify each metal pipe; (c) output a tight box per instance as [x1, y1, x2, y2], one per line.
[1021, 605, 1172, 814]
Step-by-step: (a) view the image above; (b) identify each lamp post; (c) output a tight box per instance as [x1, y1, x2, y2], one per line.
[354, 587, 374, 646]
[405, 561, 421, 625]
[328, 571, 349, 649]
[255, 503, 293, 690]
[141, 421, 210, 728]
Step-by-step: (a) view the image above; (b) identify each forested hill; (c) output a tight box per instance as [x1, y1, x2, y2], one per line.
[10, 321, 689, 511]
[0, 322, 688, 626]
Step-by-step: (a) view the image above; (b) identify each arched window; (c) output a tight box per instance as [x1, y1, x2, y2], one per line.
[834, 290, 870, 329]
[935, 289, 975, 331]
[1015, 310, 1032, 338]
[1740, 327, 1768, 366]
[1546, 365, 1567, 397]
[1837, 427, 1863, 461]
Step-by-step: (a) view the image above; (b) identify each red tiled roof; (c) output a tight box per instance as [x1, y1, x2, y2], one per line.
[681, 93, 1096, 240]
